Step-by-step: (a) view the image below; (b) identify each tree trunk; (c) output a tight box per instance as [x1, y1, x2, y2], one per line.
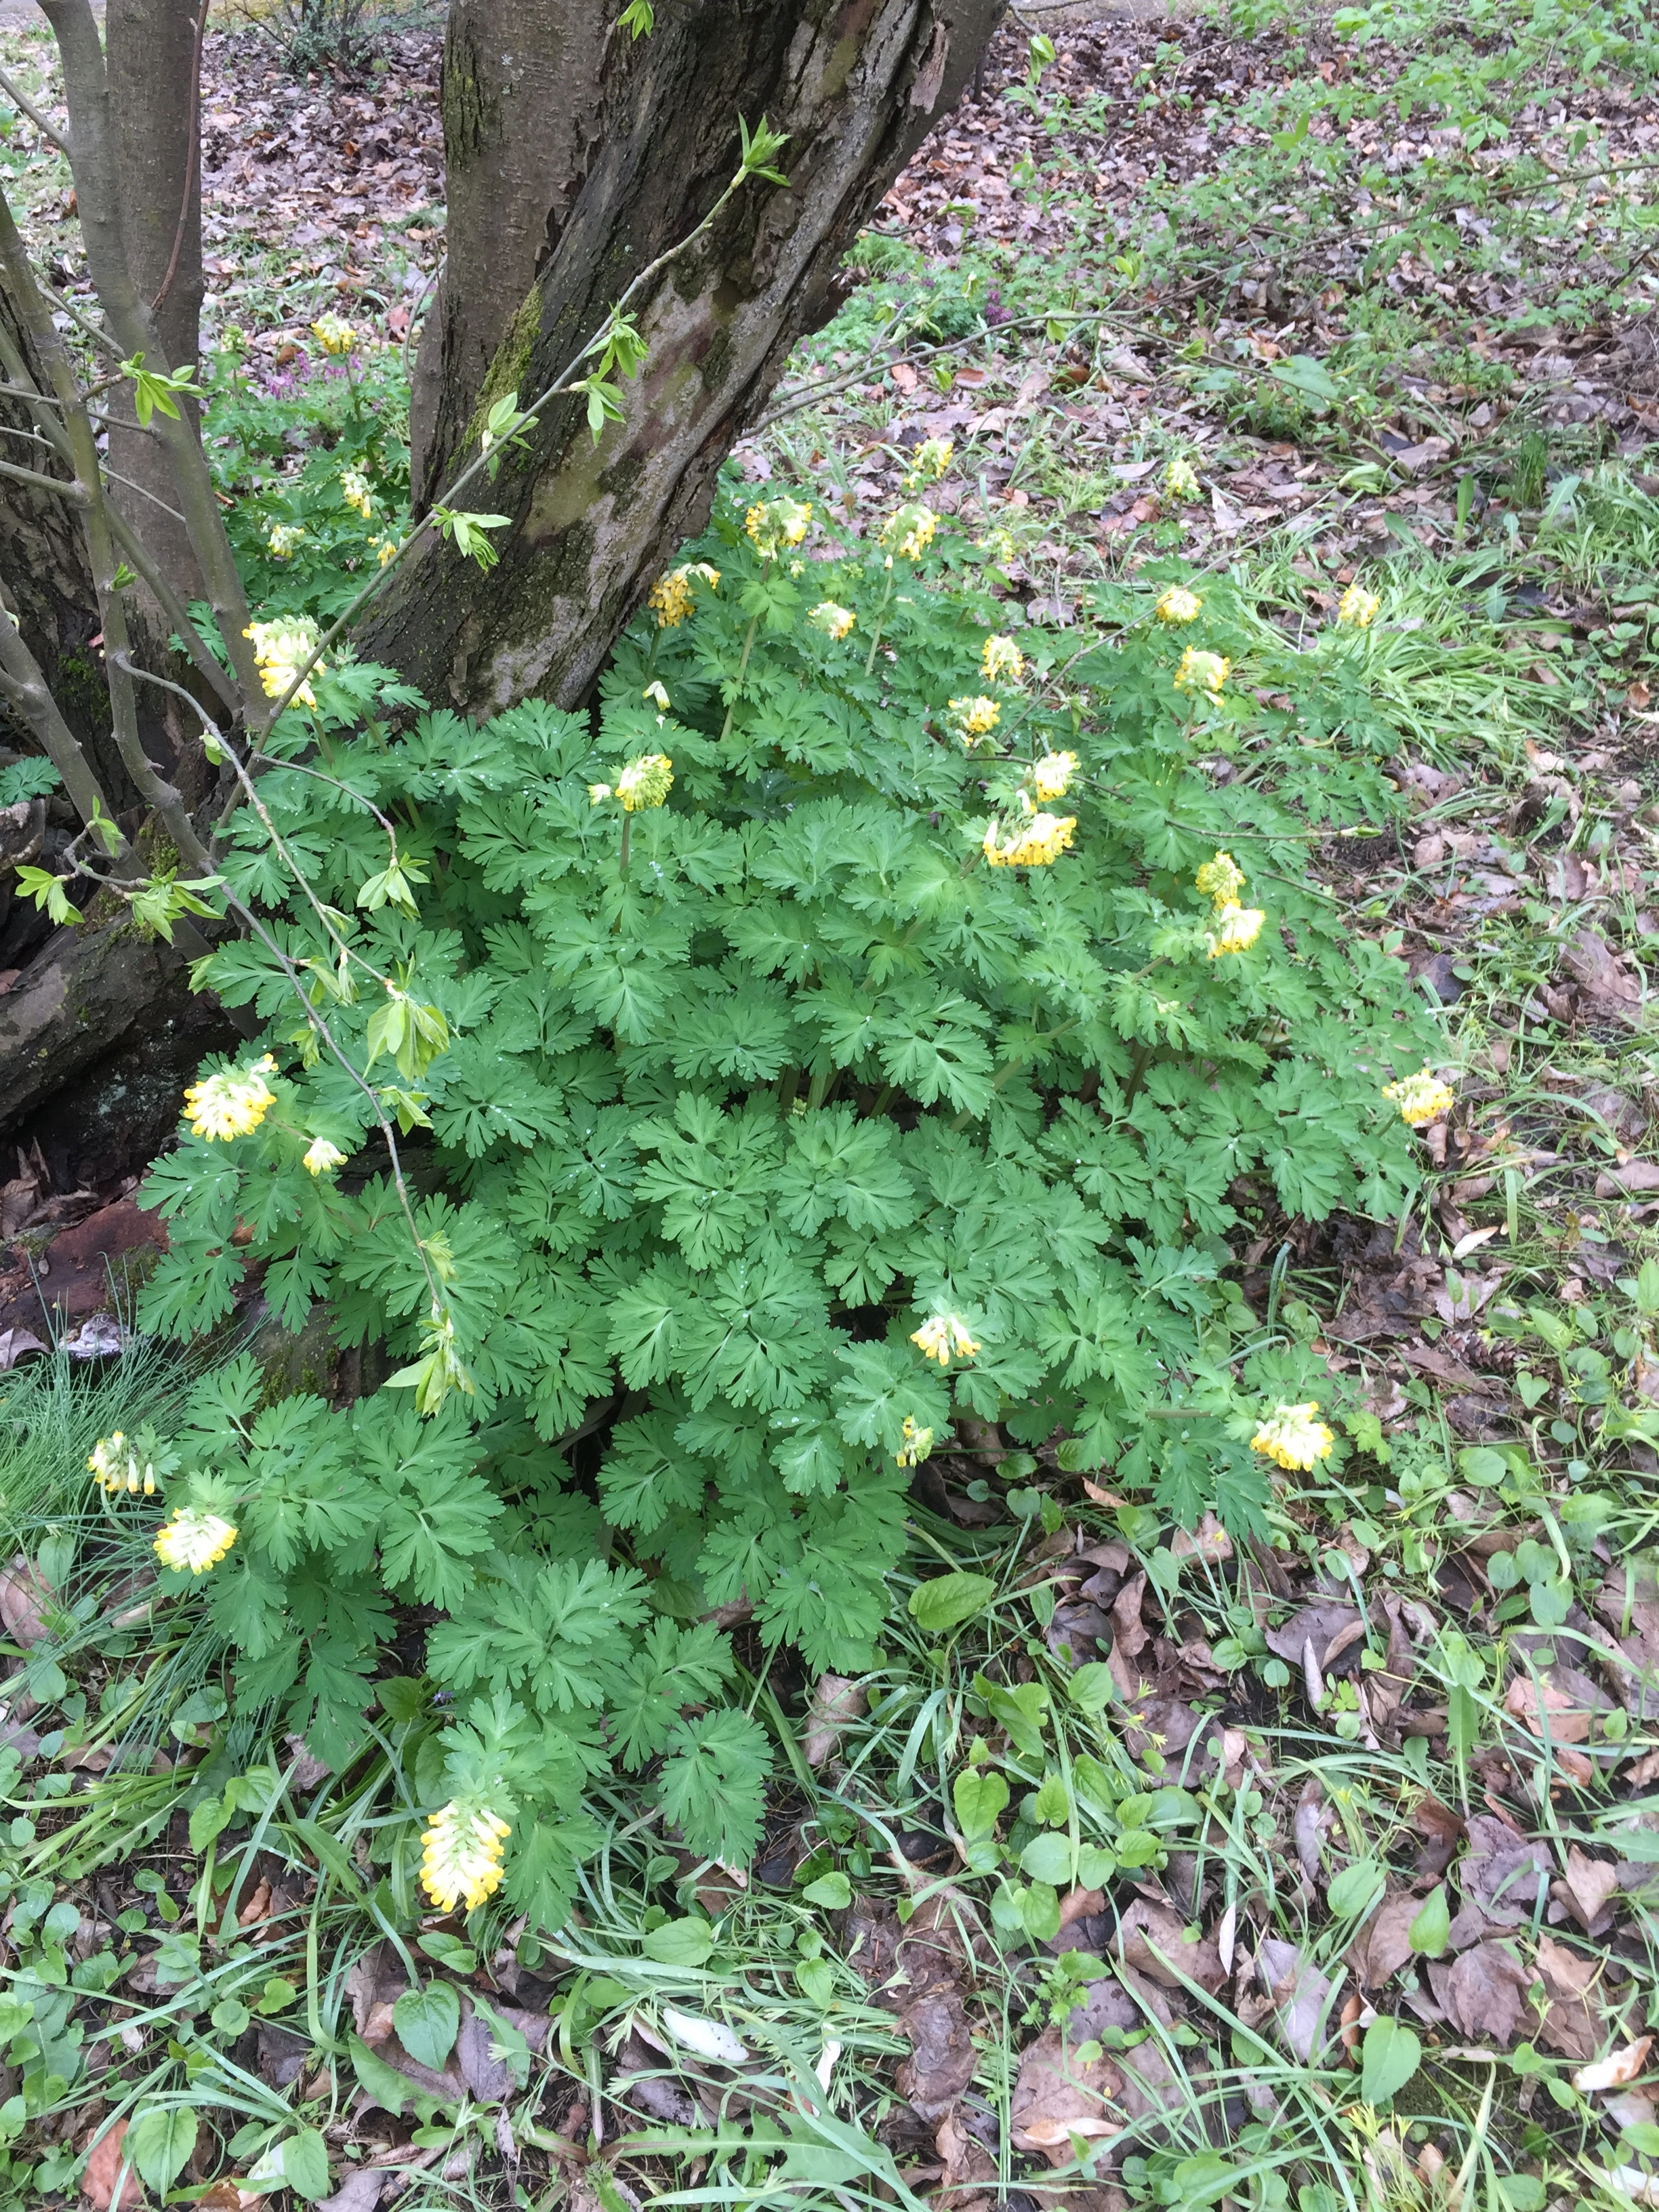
[365, 0, 1001, 714]
[409, 0, 604, 511]
[0, 286, 123, 800]
[104, 0, 206, 613]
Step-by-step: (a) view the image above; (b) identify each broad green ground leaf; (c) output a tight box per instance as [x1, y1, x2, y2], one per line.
[909, 1572, 995, 1633]
[1361, 2017, 1421, 2106]
[127, 2108, 198, 2192]
[392, 1978, 461, 2069]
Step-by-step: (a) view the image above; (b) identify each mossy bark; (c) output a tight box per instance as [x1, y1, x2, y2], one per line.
[367, 0, 1004, 714]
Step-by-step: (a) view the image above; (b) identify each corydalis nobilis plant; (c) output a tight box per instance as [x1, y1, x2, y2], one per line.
[135, 491, 1440, 1924]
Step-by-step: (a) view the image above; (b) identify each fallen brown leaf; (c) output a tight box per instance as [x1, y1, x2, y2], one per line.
[81, 2122, 141, 2212]
[802, 1675, 867, 1767]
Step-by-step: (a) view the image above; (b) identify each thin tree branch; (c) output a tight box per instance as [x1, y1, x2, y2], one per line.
[0, 606, 124, 842]
[0, 453, 89, 501]
[0, 64, 70, 155]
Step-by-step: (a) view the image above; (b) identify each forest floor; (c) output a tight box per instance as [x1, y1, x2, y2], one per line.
[4, 0, 1659, 2209]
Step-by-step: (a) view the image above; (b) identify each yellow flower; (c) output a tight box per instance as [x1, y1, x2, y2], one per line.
[88, 1431, 157, 1497]
[905, 436, 954, 489]
[911, 1313, 981, 1367]
[975, 526, 1019, 567]
[807, 600, 856, 640]
[949, 695, 1001, 743]
[310, 314, 354, 356]
[1206, 903, 1265, 957]
[340, 468, 373, 520]
[983, 811, 1076, 867]
[1173, 647, 1229, 696]
[154, 1508, 238, 1575]
[183, 1053, 277, 1142]
[302, 1136, 346, 1176]
[371, 536, 397, 567]
[880, 502, 938, 560]
[616, 753, 673, 811]
[648, 570, 694, 628]
[1195, 851, 1245, 908]
[1164, 456, 1201, 502]
[1156, 585, 1203, 625]
[642, 679, 671, 712]
[588, 782, 614, 805]
[1031, 751, 1078, 802]
[420, 1800, 511, 1913]
[745, 496, 813, 559]
[895, 1415, 935, 1469]
[647, 562, 716, 628]
[1382, 1068, 1455, 1127]
[244, 616, 323, 708]
[981, 634, 1025, 686]
[266, 522, 306, 559]
[1337, 584, 1379, 628]
[1250, 1402, 1334, 1473]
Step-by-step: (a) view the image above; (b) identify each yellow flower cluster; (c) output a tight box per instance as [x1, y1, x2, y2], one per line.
[1250, 1401, 1334, 1473]
[421, 1800, 511, 1912]
[371, 536, 398, 567]
[745, 497, 813, 559]
[1031, 751, 1078, 803]
[1195, 851, 1245, 907]
[983, 811, 1076, 868]
[89, 1431, 157, 1497]
[648, 561, 720, 628]
[1382, 1067, 1455, 1127]
[311, 314, 354, 356]
[981, 633, 1025, 686]
[905, 436, 954, 487]
[1156, 586, 1203, 626]
[1164, 455, 1201, 502]
[949, 695, 1001, 743]
[807, 601, 855, 640]
[154, 1507, 238, 1575]
[911, 1313, 981, 1367]
[303, 1136, 346, 1176]
[1195, 849, 1263, 960]
[1207, 903, 1264, 957]
[617, 753, 674, 811]
[880, 502, 938, 560]
[1337, 583, 1379, 629]
[266, 523, 305, 559]
[1174, 647, 1229, 696]
[184, 1053, 277, 1142]
[895, 1414, 935, 1469]
[340, 468, 373, 520]
[245, 616, 323, 708]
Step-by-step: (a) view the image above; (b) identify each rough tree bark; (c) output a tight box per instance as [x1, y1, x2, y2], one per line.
[0, 289, 104, 775]
[364, 0, 1002, 713]
[409, 0, 603, 510]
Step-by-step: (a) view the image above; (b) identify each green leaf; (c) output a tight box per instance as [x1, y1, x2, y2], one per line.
[275, 2129, 332, 2203]
[1407, 1885, 1450, 1957]
[1360, 2017, 1421, 2106]
[1019, 1831, 1073, 1885]
[188, 1793, 234, 1853]
[802, 1871, 852, 1910]
[350, 2032, 432, 2119]
[953, 1766, 1008, 1839]
[417, 1931, 478, 1975]
[127, 2108, 198, 2192]
[1068, 1662, 1116, 1712]
[1019, 1880, 1061, 1943]
[909, 1572, 996, 1633]
[392, 1978, 461, 2069]
[642, 1917, 716, 1967]
[1326, 1860, 1386, 1918]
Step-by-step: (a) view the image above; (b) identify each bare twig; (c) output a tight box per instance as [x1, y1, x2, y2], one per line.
[0, 63, 70, 155]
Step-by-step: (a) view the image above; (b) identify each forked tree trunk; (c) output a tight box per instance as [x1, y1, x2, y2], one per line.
[365, 0, 1002, 712]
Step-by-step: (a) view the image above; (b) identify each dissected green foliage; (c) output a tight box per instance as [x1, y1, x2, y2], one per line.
[133, 489, 1437, 1913]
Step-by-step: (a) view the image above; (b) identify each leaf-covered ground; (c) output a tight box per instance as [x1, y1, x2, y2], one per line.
[6, 0, 1659, 2207]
